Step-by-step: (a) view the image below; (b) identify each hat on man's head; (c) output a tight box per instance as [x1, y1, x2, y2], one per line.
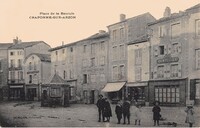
[99, 94, 103, 97]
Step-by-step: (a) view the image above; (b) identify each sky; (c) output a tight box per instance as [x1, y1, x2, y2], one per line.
[0, 0, 199, 48]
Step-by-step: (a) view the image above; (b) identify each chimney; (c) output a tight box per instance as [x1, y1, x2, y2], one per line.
[18, 39, 22, 44]
[163, 7, 171, 17]
[13, 37, 18, 45]
[120, 14, 126, 22]
[99, 30, 106, 34]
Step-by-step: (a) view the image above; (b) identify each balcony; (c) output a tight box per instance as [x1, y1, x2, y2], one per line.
[8, 79, 25, 84]
[8, 66, 22, 70]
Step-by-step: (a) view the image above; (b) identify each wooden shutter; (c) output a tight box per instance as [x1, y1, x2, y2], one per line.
[164, 65, 167, 78]
[164, 45, 167, 55]
[178, 43, 182, 53]
[154, 66, 157, 79]
[178, 64, 182, 77]
[154, 46, 158, 56]
[168, 44, 172, 54]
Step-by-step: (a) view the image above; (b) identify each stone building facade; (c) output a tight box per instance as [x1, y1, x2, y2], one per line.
[104, 13, 155, 100]
[148, 4, 200, 106]
[0, 43, 13, 100]
[127, 36, 150, 104]
[50, 41, 79, 102]
[8, 39, 51, 100]
[75, 31, 109, 104]
[24, 53, 51, 101]
[49, 31, 109, 104]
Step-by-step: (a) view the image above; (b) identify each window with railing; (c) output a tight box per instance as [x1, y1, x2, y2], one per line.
[171, 64, 178, 77]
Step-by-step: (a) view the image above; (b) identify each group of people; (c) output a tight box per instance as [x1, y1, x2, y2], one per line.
[96, 94, 195, 127]
[96, 94, 140, 125]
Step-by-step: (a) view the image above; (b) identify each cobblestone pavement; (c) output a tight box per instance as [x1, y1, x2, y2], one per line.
[0, 101, 200, 127]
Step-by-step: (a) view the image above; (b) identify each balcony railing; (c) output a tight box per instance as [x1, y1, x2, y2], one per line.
[8, 66, 22, 70]
[8, 79, 25, 84]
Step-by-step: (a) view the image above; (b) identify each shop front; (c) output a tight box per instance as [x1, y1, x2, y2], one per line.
[25, 84, 40, 101]
[126, 82, 148, 105]
[9, 85, 25, 100]
[102, 82, 126, 103]
[190, 79, 200, 105]
[149, 78, 187, 106]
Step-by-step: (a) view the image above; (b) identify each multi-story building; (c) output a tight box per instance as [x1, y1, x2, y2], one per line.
[8, 38, 51, 100]
[103, 13, 155, 100]
[127, 35, 150, 104]
[50, 31, 109, 104]
[76, 31, 109, 104]
[148, 4, 200, 106]
[0, 43, 13, 100]
[24, 53, 51, 101]
[50, 41, 79, 102]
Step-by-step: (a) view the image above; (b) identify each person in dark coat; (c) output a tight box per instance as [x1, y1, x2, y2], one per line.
[96, 94, 105, 122]
[122, 98, 131, 124]
[115, 100, 123, 124]
[103, 98, 112, 122]
[152, 101, 161, 126]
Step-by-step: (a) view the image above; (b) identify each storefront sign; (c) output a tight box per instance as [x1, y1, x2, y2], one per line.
[27, 70, 39, 74]
[157, 54, 179, 64]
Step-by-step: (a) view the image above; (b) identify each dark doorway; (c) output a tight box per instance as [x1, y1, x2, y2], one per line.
[27, 88, 36, 101]
[90, 90, 95, 104]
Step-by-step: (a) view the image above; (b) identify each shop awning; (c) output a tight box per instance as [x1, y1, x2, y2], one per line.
[126, 82, 148, 87]
[102, 82, 126, 92]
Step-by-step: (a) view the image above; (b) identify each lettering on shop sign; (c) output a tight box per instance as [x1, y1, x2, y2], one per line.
[157, 54, 179, 64]
[27, 70, 39, 74]
[196, 79, 200, 83]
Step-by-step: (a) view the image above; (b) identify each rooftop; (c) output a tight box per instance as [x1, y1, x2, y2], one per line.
[8, 41, 46, 49]
[0, 43, 13, 49]
[24, 53, 51, 63]
[49, 32, 109, 52]
[148, 3, 200, 26]
[128, 34, 149, 45]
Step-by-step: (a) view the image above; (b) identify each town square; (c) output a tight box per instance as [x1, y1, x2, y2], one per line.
[0, 1, 200, 127]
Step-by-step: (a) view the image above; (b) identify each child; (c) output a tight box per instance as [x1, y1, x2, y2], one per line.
[152, 101, 161, 126]
[135, 104, 142, 125]
[115, 101, 123, 124]
[185, 103, 195, 127]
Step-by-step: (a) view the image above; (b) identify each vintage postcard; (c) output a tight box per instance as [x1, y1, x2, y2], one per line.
[0, 0, 200, 127]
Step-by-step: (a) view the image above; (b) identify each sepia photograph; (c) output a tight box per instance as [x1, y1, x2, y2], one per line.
[0, 0, 200, 127]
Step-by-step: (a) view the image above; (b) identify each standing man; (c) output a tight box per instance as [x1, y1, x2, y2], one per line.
[96, 94, 105, 122]
[122, 98, 131, 124]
